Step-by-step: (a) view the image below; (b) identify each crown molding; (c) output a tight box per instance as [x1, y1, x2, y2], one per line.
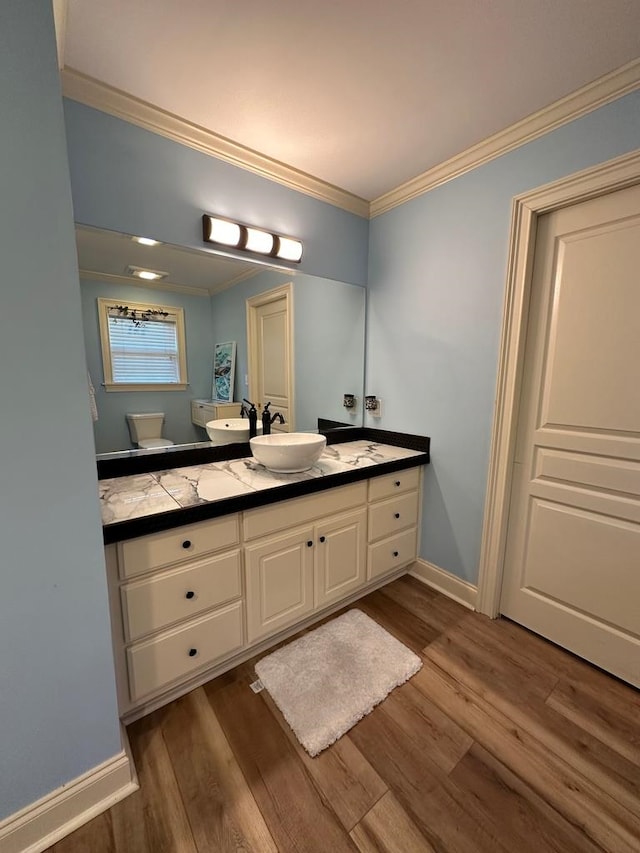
[370, 57, 640, 217]
[61, 68, 370, 219]
[62, 59, 640, 223]
[52, 0, 68, 69]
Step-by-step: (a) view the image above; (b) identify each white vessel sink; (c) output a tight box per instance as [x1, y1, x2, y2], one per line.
[206, 418, 263, 444]
[250, 433, 327, 472]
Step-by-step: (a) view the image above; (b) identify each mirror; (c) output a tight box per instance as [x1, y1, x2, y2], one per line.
[77, 225, 366, 455]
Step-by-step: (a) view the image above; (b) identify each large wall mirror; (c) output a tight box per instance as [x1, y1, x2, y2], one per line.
[77, 225, 366, 455]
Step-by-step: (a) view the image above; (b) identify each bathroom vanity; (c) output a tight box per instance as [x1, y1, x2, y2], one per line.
[100, 431, 429, 721]
[190, 399, 242, 429]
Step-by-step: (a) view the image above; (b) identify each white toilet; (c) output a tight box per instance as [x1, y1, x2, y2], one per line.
[126, 413, 174, 449]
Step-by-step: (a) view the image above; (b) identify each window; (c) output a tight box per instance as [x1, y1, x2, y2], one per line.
[98, 298, 188, 391]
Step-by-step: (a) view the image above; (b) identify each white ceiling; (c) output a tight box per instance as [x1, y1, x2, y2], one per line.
[62, 0, 640, 202]
[76, 225, 263, 295]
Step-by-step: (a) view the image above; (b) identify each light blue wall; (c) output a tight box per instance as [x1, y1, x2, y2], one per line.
[81, 278, 214, 452]
[295, 275, 366, 428]
[64, 101, 369, 286]
[211, 270, 290, 406]
[367, 91, 640, 584]
[0, 1, 121, 819]
[211, 272, 366, 430]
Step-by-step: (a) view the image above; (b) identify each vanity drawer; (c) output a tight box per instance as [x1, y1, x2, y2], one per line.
[368, 467, 420, 501]
[121, 549, 242, 642]
[243, 482, 367, 541]
[127, 600, 244, 701]
[118, 514, 240, 579]
[368, 490, 419, 541]
[368, 528, 418, 580]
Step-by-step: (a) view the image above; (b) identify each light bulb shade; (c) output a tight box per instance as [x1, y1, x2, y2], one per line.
[275, 235, 304, 262]
[245, 227, 275, 255]
[203, 215, 243, 247]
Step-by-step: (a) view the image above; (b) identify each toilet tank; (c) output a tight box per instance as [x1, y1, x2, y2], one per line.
[126, 412, 165, 443]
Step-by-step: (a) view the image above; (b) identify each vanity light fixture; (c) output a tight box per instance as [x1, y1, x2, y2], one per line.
[202, 214, 303, 263]
[126, 265, 169, 281]
[131, 236, 161, 246]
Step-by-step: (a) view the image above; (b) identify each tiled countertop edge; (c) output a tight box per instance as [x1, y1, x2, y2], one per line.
[323, 427, 430, 455]
[102, 451, 429, 545]
[97, 427, 430, 481]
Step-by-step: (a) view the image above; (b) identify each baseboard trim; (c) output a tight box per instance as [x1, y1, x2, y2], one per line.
[410, 559, 477, 610]
[0, 731, 138, 853]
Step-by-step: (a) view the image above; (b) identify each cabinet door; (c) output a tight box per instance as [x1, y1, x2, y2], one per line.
[315, 508, 367, 609]
[245, 526, 315, 644]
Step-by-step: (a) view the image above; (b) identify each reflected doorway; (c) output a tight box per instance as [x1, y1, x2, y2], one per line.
[246, 283, 293, 432]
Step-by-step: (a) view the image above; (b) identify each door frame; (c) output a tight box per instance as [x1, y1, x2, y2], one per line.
[246, 282, 295, 429]
[476, 148, 640, 618]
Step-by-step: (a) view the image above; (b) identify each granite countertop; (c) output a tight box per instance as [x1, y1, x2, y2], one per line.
[100, 439, 427, 544]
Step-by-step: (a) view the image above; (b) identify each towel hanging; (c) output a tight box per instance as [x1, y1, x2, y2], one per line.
[88, 371, 98, 422]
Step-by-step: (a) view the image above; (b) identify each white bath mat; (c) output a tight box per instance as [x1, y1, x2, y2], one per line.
[254, 608, 422, 757]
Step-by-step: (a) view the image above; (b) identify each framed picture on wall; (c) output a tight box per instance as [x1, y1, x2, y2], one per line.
[212, 341, 237, 402]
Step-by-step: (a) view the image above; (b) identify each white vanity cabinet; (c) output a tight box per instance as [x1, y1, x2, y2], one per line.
[106, 514, 245, 712]
[105, 463, 422, 720]
[190, 399, 241, 428]
[243, 483, 367, 643]
[367, 468, 420, 580]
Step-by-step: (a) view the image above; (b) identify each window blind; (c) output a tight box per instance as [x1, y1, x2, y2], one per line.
[107, 315, 180, 383]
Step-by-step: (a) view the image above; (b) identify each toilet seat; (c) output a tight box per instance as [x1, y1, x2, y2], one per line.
[137, 438, 174, 449]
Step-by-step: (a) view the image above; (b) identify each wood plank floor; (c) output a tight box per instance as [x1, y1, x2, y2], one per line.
[47, 576, 640, 853]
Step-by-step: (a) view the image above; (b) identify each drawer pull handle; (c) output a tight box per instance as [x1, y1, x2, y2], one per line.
[185, 590, 195, 599]
[393, 551, 399, 557]
[182, 540, 192, 549]
[319, 536, 326, 543]
[395, 480, 401, 487]
[394, 513, 400, 519]
[188, 648, 198, 657]
[307, 540, 313, 547]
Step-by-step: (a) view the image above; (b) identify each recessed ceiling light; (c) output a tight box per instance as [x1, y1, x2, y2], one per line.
[126, 265, 169, 281]
[131, 236, 160, 246]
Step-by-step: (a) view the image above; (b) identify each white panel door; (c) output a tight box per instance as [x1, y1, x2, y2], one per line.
[247, 285, 293, 431]
[500, 182, 640, 687]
